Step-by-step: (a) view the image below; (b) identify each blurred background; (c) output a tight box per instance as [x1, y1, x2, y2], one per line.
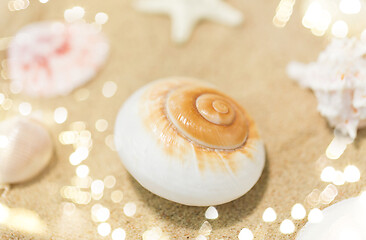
[1, 0, 366, 239]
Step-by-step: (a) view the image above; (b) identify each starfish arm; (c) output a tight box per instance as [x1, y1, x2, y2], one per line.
[170, 13, 198, 43]
[134, 0, 244, 43]
[134, 0, 175, 13]
[206, 1, 244, 26]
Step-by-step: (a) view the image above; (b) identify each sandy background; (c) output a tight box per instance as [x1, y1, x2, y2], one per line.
[0, 0, 366, 239]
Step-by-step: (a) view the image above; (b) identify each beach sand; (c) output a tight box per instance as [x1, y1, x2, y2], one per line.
[1, 0, 365, 239]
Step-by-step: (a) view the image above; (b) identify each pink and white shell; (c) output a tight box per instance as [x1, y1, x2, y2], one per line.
[8, 21, 109, 98]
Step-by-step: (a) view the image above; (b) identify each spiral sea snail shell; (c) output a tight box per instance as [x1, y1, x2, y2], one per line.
[114, 77, 265, 206]
[0, 117, 53, 184]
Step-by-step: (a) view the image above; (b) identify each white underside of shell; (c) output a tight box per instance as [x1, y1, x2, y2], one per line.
[297, 195, 366, 240]
[0, 117, 53, 184]
[114, 82, 265, 206]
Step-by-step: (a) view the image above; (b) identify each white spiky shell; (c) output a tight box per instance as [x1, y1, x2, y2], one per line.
[0, 117, 53, 184]
[287, 37, 366, 139]
[297, 195, 366, 240]
[114, 77, 265, 206]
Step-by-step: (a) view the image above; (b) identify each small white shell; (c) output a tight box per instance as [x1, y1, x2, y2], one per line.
[7, 21, 109, 98]
[297, 195, 366, 240]
[0, 117, 53, 184]
[114, 77, 265, 206]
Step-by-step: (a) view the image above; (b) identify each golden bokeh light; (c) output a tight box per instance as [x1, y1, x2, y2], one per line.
[64, 6, 85, 23]
[279, 219, 295, 234]
[111, 190, 123, 203]
[18, 102, 32, 116]
[97, 222, 111, 236]
[112, 228, 126, 240]
[308, 208, 323, 223]
[0, 203, 46, 234]
[104, 175, 116, 189]
[95, 119, 108, 132]
[291, 203, 306, 220]
[123, 202, 136, 217]
[262, 207, 277, 222]
[54, 107, 68, 124]
[273, 0, 295, 28]
[102, 81, 118, 98]
[319, 184, 338, 204]
[344, 165, 361, 183]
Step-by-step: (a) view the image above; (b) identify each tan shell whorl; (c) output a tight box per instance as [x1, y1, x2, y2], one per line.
[166, 85, 248, 150]
[140, 79, 255, 159]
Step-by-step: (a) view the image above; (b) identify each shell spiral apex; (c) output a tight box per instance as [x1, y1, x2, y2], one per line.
[165, 84, 249, 150]
[114, 77, 265, 206]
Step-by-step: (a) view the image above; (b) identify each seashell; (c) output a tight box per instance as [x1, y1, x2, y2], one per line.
[287, 37, 366, 139]
[114, 77, 265, 206]
[0, 117, 53, 184]
[7, 21, 109, 98]
[297, 195, 366, 240]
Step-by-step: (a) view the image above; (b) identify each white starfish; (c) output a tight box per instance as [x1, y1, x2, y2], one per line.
[134, 0, 244, 43]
